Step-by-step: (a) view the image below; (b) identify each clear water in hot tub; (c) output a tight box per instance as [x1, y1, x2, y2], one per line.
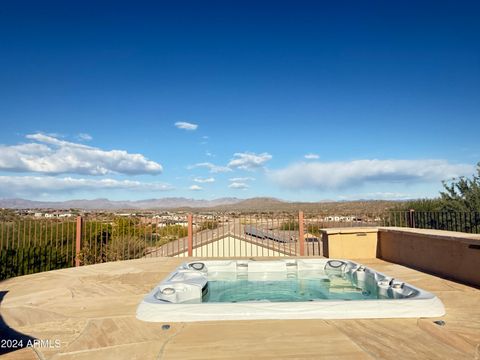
[203, 273, 382, 302]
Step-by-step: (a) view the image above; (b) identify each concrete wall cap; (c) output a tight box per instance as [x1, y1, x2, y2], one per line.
[320, 227, 379, 235]
[378, 227, 480, 245]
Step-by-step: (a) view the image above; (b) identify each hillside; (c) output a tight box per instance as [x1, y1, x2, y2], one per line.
[0, 197, 242, 210]
[0, 197, 401, 213]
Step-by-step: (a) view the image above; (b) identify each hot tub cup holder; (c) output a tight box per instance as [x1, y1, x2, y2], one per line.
[188, 262, 207, 272]
[324, 260, 348, 278]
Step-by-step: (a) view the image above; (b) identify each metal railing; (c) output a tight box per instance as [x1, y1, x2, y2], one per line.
[386, 210, 480, 233]
[0, 219, 77, 279]
[1, 210, 478, 280]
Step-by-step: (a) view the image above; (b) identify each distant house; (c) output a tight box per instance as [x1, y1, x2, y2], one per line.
[156, 221, 188, 227]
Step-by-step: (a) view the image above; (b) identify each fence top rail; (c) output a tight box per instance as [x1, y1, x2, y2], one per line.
[379, 226, 480, 242]
[391, 210, 480, 214]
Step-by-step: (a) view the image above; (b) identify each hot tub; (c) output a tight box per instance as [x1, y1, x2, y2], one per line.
[136, 259, 445, 322]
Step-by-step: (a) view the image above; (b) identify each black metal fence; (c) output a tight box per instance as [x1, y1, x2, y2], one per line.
[386, 211, 480, 234]
[0, 220, 77, 280]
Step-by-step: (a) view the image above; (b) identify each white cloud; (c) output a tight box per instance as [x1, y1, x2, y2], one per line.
[304, 153, 319, 160]
[77, 133, 93, 142]
[0, 176, 172, 196]
[189, 152, 271, 174]
[188, 162, 232, 173]
[270, 159, 474, 190]
[337, 192, 415, 200]
[0, 133, 162, 175]
[229, 177, 255, 182]
[193, 177, 215, 183]
[175, 121, 198, 131]
[228, 182, 249, 189]
[189, 184, 203, 191]
[227, 152, 272, 171]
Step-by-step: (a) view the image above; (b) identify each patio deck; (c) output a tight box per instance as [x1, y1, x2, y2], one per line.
[1, 256, 479, 359]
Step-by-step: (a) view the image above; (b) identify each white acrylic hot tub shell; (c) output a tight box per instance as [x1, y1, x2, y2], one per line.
[136, 259, 445, 322]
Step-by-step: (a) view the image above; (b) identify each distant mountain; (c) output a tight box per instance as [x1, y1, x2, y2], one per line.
[0, 197, 243, 210]
[210, 198, 400, 213]
[211, 197, 288, 211]
[132, 197, 241, 209]
[0, 197, 401, 213]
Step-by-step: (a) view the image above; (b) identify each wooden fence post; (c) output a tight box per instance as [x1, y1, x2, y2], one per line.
[187, 214, 193, 257]
[298, 211, 305, 256]
[75, 216, 82, 267]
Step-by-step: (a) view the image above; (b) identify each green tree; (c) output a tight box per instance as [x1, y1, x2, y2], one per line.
[80, 219, 149, 264]
[440, 162, 480, 212]
[0, 209, 19, 222]
[399, 198, 443, 212]
[280, 220, 299, 230]
[396, 163, 480, 233]
[198, 220, 219, 231]
[156, 225, 188, 245]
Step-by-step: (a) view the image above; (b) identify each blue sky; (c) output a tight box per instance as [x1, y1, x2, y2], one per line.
[0, 1, 479, 201]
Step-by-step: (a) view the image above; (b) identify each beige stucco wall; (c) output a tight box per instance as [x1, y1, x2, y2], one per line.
[321, 228, 378, 259]
[175, 236, 288, 257]
[321, 226, 480, 287]
[377, 228, 480, 287]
